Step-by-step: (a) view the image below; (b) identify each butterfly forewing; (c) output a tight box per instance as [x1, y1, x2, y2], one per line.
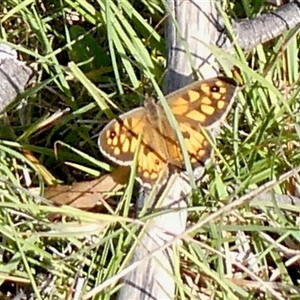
[98, 107, 148, 166]
[167, 77, 237, 128]
[98, 104, 170, 187]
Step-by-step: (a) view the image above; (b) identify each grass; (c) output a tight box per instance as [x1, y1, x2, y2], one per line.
[0, 0, 300, 299]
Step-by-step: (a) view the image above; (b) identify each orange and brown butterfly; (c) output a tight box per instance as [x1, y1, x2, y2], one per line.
[98, 77, 238, 189]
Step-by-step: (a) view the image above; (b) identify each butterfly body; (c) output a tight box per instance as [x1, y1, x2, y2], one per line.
[144, 97, 182, 166]
[98, 77, 238, 189]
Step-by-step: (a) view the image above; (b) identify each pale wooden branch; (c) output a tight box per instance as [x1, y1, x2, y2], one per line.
[0, 43, 35, 113]
[163, 0, 220, 94]
[231, 0, 300, 52]
[117, 178, 190, 299]
[254, 192, 300, 208]
[117, 1, 220, 299]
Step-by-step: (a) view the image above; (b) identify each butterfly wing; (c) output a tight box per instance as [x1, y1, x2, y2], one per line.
[167, 76, 237, 128]
[166, 76, 238, 166]
[98, 107, 147, 166]
[98, 106, 169, 188]
[135, 128, 169, 188]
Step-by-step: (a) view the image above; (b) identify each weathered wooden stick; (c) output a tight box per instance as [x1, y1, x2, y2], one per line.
[231, 1, 300, 52]
[0, 43, 35, 113]
[117, 1, 220, 298]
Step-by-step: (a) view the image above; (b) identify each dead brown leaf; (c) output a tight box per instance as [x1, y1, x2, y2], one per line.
[45, 166, 129, 209]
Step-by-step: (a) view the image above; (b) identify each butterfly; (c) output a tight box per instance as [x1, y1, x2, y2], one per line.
[98, 77, 238, 189]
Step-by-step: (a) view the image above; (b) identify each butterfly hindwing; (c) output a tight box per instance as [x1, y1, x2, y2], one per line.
[178, 120, 212, 166]
[134, 129, 169, 188]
